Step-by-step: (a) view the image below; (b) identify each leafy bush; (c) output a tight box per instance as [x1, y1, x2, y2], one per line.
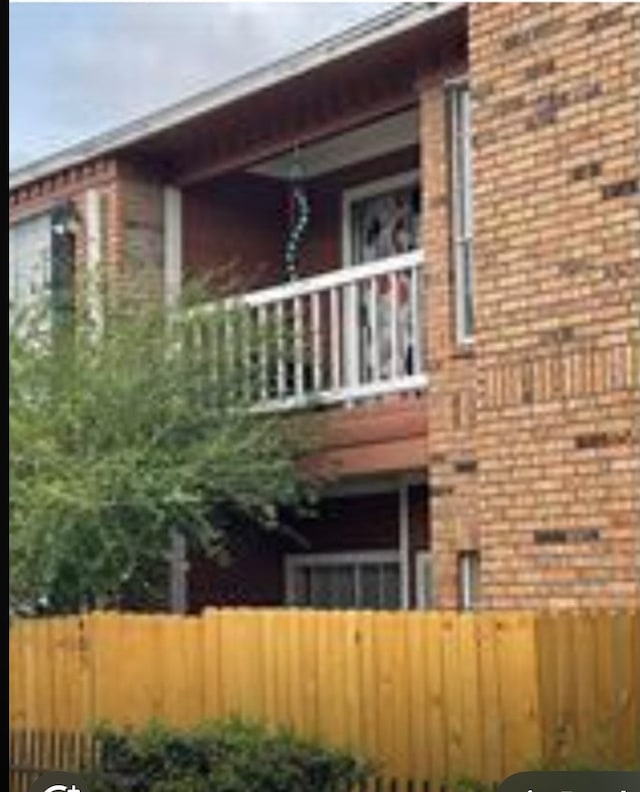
[91, 718, 374, 792]
[10, 284, 317, 613]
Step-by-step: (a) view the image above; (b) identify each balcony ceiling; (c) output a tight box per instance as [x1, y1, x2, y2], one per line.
[248, 108, 419, 181]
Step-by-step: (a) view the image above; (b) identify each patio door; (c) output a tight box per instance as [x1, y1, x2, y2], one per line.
[341, 171, 421, 387]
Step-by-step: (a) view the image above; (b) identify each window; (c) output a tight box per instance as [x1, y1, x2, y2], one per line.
[458, 550, 480, 610]
[449, 82, 474, 344]
[344, 172, 421, 267]
[9, 212, 53, 308]
[285, 551, 401, 610]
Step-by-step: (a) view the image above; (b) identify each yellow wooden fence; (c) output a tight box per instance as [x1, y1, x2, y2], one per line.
[9, 609, 640, 788]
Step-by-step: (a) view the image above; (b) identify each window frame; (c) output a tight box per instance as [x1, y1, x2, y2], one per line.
[457, 549, 480, 611]
[340, 170, 423, 391]
[9, 210, 54, 309]
[341, 169, 422, 270]
[284, 549, 401, 610]
[414, 550, 434, 610]
[448, 79, 474, 346]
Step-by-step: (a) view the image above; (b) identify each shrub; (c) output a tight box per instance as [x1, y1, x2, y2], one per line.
[10, 285, 317, 614]
[91, 718, 374, 792]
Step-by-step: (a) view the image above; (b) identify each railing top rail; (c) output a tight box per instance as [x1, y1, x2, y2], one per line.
[243, 249, 423, 307]
[187, 250, 424, 316]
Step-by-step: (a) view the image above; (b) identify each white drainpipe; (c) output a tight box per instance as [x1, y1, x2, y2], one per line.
[399, 477, 411, 609]
[163, 185, 187, 613]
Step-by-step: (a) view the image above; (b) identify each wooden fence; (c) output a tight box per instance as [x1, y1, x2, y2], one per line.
[9, 609, 640, 790]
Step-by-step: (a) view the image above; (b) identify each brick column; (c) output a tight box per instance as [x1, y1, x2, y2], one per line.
[420, 60, 478, 609]
[109, 163, 166, 305]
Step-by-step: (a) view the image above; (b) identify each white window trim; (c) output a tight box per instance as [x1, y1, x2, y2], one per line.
[458, 550, 480, 611]
[163, 186, 183, 307]
[284, 550, 400, 607]
[444, 74, 470, 89]
[326, 472, 426, 499]
[415, 550, 433, 610]
[85, 188, 103, 333]
[398, 477, 411, 610]
[449, 81, 474, 346]
[341, 169, 421, 270]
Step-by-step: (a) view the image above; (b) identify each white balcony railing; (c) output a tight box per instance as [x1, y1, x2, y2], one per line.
[185, 250, 427, 410]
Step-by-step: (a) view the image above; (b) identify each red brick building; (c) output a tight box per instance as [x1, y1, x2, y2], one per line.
[9, 3, 640, 610]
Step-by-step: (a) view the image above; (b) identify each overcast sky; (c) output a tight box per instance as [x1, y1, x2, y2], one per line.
[9, 2, 399, 170]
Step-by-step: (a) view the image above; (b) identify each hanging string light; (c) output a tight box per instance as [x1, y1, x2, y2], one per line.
[284, 146, 311, 282]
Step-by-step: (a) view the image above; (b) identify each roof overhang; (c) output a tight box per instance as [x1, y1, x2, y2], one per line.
[9, 2, 466, 191]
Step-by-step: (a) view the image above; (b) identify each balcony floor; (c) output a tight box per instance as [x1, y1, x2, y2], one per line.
[301, 392, 428, 479]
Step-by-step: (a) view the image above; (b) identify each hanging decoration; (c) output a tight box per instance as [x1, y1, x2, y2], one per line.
[284, 146, 311, 281]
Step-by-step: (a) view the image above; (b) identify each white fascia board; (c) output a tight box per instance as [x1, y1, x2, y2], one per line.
[9, 2, 464, 192]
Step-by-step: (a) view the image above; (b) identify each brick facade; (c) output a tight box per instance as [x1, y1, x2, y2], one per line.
[183, 173, 286, 296]
[111, 163, 166, 305]
[470, 2, 640, 607]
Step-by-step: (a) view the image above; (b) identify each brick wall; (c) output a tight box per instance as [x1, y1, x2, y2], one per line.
[115, 164, 165, 303]
[470, 2, 640, 607]
[183, 173, 286, 296]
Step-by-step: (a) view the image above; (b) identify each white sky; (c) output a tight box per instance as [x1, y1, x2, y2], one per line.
[9, 2, 400, 169]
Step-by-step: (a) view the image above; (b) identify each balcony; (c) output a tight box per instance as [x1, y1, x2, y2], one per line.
[185, 250, 427, 411]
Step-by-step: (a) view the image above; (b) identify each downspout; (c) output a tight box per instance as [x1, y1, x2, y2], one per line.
[399, 476, 411, 609]
[164, 185, 188, 614]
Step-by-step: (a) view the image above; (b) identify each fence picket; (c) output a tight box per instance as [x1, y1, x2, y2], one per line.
[440, 612, 464, 782]
[300, 610, 319, 737]
[424, 613, 447, 787]
[595, 610, 617, 765]
[477, 613, 504, 783]
[406, 614, 428, 783]
[573, 610, 598, 758]
[552, 612, 576, 761]
[611, 611, 635, 765]
[458, 614, 483, 780]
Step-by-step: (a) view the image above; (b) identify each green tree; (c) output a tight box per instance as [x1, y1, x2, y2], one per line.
[9, 286, 316, 614]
